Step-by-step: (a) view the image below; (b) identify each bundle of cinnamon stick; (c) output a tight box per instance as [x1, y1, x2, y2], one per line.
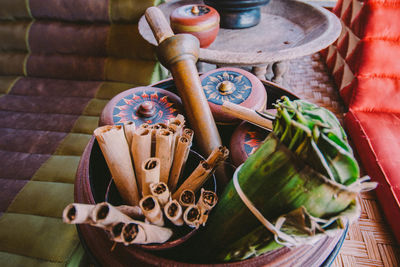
[64, 114, 229, 245]
[93, 114, 228, 205]
[63, 186, 219, 245]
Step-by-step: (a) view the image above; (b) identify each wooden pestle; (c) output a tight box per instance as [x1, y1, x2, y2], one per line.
[221, 101, 273, 130]
[145, 7, 222, 160]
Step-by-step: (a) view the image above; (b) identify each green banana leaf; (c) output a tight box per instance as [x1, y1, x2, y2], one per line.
[193, 97, 375, 262]
[273, 97, 359, 185]
[196, 134, 359, 260]
[219, 204, 356, 262]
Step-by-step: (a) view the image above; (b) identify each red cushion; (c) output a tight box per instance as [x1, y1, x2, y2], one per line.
[345, 110, 400, 242]
[348, 76, 400, 112]
[351, 2, 400, 39]
[346, 39, 400, 78]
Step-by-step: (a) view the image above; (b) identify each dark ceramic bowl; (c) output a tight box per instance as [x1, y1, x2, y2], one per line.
[205, 0, 271, 29]
[90, 141, 216, 250]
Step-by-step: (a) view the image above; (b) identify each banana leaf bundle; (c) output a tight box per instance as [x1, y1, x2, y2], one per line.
[195, 97, 376, 262]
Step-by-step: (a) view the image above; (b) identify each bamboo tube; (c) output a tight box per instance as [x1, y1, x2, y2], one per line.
[131, 127, 152, 194]
[164, 200, 184, 226]
[169, 136, 191, 192]
[155, 129, 173, 184]
[63, 203, 94, 224]
[123, 121, 136, 149]
[94, 125, 139, 206]
[183, 205, 202, 229]
[139, 195, 164, 226]
[91, 202, 133, 226]
[178, 189, 196, 208]
[122, 221, 173, 245]
[150, 182, 170, 207]
[221, 101, 273, 130]
[141, 158, 160, 196]
[172, 161, 212, 199]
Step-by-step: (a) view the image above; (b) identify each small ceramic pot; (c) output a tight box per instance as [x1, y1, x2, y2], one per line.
[200, 67, 267, 125]
[100, 86, 183, 126]
[205, 0, 270, 29]
[170, 4, 220, 48]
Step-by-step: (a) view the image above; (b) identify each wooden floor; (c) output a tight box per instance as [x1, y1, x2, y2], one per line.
[285, 53, 400, 267]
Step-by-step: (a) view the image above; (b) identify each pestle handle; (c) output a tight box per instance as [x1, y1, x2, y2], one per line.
[222, 101, 273, 130]
[145, 7, 175, 44]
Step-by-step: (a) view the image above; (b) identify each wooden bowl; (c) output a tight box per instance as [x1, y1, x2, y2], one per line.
[170, 4, 220, 48]
[75, 77, 346, 266]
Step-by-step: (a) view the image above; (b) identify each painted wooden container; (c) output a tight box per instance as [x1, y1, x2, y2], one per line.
[100, 86, 183, 126]
[200, 67, 267, 125]
[170, 4, 220, 48]
[229, 121, 269, 167]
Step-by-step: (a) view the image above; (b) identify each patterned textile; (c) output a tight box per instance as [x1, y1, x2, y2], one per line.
[0, 0, 163, 23]
[322, 0, 400, 243]
[0, 0, 166, 265]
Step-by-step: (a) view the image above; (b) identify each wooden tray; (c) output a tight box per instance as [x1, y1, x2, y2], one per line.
[139, 0, 341, 66]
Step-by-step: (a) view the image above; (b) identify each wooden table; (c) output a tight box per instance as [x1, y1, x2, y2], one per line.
[139, 0, 341, 83]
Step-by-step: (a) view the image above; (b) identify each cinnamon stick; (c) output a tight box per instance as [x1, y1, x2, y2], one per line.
[63, 203, 94, 224]
[169, 135, 191, 193]
[139, 195, 164, 226]
[141, 157, 160, 196]
[131, 127, 152, 194]
[155, 129, 173, 184]
[183, 205, 202, 229]
[94, 125, 139, 206]
[123, 121, 136, 149]
[150, 182, 170, 207]
[172, 161, 212, 199]
[164, 199, 184, 226]
[177, 189, 196, 208]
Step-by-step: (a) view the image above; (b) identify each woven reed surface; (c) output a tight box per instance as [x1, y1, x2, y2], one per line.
[284, 53, 400, 267]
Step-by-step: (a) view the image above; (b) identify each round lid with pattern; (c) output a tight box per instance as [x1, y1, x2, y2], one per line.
[229, 122, 269, 167]
[100, 86, 183, 126]
[200, 67, 267, 124]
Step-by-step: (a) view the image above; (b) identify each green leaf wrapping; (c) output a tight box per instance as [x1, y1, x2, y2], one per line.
[196, 134, 359, 260]
[220, 204, 356, 261]
[194, 98, 374, 262]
